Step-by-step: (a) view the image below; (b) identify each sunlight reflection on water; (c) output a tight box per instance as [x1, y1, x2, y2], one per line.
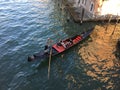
[79, 24, 120, 90]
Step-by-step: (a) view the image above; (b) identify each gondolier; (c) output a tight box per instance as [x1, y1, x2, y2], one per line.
[47, 38, 53, 47]
[44, 38, 53, 54]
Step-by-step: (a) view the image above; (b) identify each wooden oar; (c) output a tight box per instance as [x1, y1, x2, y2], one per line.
[47, 38, 53, 79]
[48, 47, 52, 79]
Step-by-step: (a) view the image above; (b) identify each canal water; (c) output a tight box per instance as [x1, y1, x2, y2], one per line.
[0, 0, 119, 90]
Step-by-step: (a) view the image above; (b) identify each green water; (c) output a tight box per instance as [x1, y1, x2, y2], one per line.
[0, 0, 119, 90]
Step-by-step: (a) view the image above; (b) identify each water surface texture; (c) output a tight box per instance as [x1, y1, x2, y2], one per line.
[0, 0, 119, 90]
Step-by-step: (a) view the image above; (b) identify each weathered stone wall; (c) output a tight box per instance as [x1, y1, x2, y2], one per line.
[59, 0, 120, 22]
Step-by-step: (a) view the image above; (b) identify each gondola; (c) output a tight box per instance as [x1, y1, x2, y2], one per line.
[28, 28, 94, 62]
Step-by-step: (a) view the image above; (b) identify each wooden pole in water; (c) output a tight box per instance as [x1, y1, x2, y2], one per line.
[114, 15, 119, 30]
[48, 47, 52, 79]
[111, 15, 120, 36]
[47, 38, 53, 79]
[105, 15, 112, 31]
[80, 8, 85, 24]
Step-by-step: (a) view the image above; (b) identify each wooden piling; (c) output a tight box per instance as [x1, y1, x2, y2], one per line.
[80, 8, 85, 24]
[111, 15, 120, 36]
[105, 15, 112, 31]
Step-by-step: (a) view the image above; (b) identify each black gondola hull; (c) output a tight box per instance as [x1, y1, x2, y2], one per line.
[28, 28, 94, 62]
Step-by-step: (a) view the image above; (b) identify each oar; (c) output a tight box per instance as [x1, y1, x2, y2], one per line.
[47, 38, 53, 79]
[48, 46, 52, 79]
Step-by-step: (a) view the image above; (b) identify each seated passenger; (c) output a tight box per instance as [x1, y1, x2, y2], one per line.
[61, 41, 66, 48]
[69, 39, 73, 44]
[57, 40, 62, 46]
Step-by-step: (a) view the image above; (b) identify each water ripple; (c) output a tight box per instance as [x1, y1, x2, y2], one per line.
[1, 0, 119, 90]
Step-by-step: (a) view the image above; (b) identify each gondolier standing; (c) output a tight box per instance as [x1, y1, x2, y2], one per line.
[44, 38, 53, 54]
[47, 38, 53, 47]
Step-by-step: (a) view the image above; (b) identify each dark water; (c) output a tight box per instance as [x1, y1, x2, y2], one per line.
[0, 0, 119, 90]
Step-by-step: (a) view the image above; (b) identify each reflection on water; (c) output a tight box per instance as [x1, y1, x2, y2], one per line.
[79, 24, 120, 89]
[0, 0, 120, 89]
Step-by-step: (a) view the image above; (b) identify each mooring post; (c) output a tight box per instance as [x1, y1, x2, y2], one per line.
[105, 15, 112, 31]
[111, 15, 120, 37]
[114, 15, 120, 30]
[80, 8, 85, 24]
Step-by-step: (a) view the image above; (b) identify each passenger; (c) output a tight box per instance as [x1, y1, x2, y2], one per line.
[45, 38, 53, 54]
[66, 42, 70, 48]
[61, 41, 66, 48]
[57, 40, 62, 46]
[69, 39, 73, 44]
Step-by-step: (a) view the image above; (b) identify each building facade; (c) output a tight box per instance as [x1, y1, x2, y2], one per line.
[73, 0, 120, 18]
